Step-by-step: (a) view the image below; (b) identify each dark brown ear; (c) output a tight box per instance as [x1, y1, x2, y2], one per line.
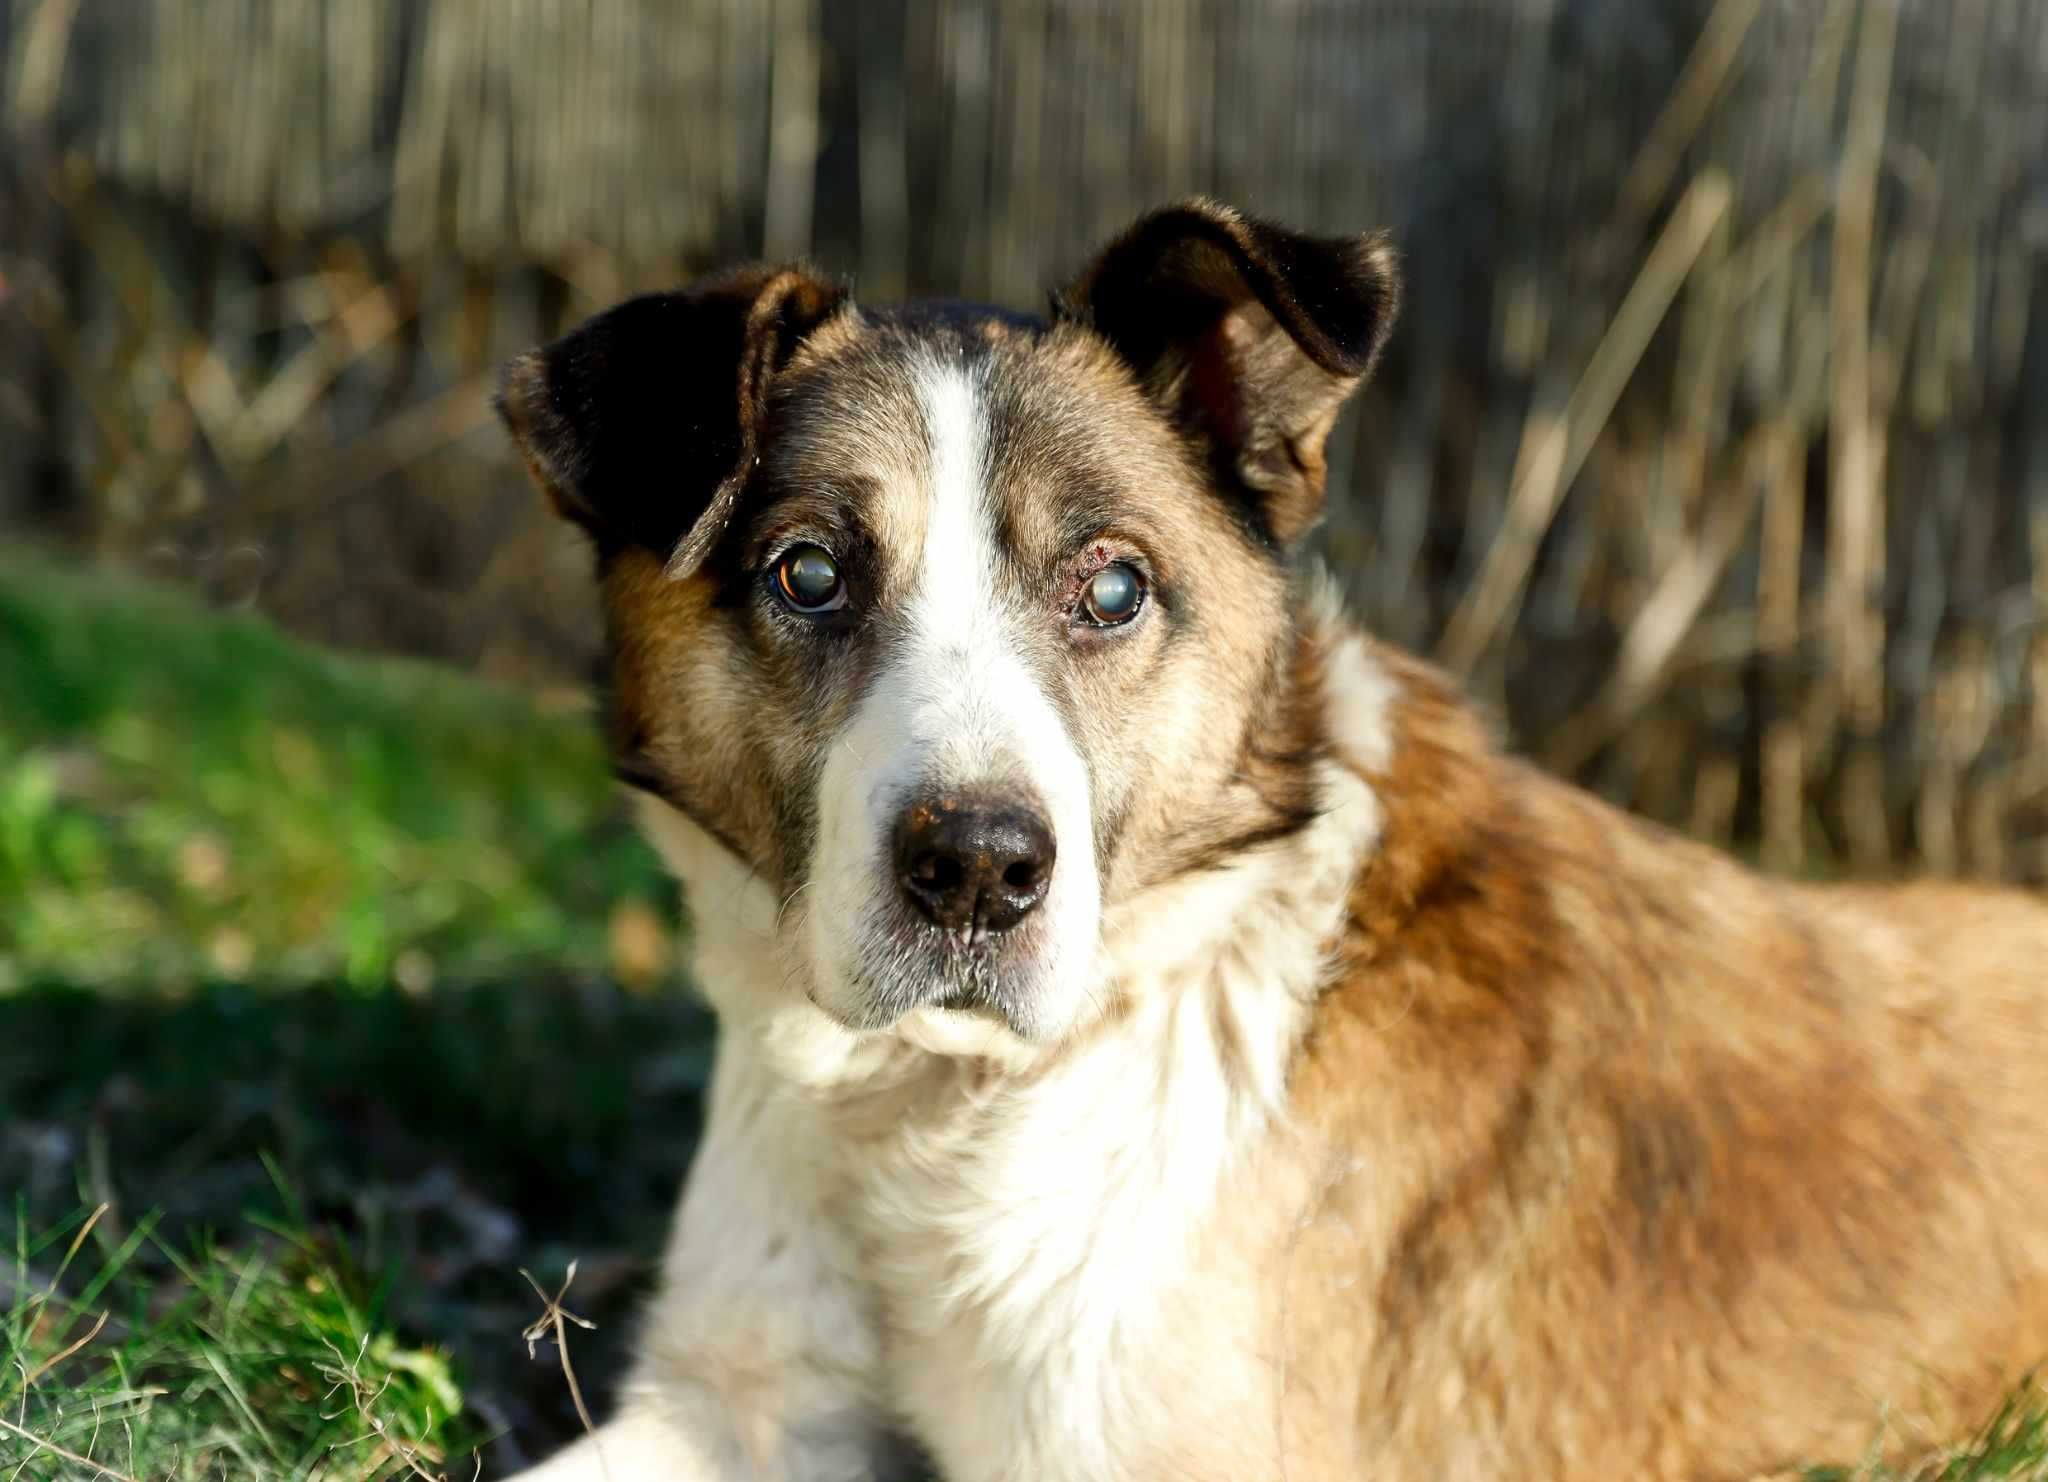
[495, 266, 847, 576]
[1056, 199, 1399, 548]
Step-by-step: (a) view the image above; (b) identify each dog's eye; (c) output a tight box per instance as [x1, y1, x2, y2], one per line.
[1079, 563, 1144, 627]
[774, 545, 846, 614]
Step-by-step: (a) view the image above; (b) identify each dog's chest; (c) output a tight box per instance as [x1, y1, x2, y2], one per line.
[833, 996, 1295, 1481]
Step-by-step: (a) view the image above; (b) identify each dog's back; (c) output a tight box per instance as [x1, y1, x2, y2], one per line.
[1273, 654, 2048, 1477]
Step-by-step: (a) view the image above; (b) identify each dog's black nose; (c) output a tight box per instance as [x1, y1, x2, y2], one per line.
[894, 794, 1056, 936]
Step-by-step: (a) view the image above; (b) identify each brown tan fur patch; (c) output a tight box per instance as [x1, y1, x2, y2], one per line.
[1259, 637, 2048, 1479]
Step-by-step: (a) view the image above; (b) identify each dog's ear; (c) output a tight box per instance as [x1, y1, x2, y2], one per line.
[496, 266, 847, 576]
[1056, 199, 1399, 548]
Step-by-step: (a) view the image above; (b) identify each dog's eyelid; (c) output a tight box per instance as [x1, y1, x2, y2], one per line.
[762, 533, 839, 569]
[756, 515, 865, 574]
[1061, 527, 1154, 577]
[744, 478, 874, 566]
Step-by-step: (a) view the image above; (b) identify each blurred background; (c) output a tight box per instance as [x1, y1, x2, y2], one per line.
[2, 1, 2046, 1477]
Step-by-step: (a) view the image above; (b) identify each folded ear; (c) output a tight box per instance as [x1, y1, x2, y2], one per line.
[495, 266, 847, 576]
[1055, 199, 1399, 548]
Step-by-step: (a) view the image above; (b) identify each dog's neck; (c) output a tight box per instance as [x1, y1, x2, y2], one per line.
[635, 582, 1400, 1096]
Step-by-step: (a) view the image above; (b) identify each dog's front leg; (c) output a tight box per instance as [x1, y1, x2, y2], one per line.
[509, 1037, 908, 1482]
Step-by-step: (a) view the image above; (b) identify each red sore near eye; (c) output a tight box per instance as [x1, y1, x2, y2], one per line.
[1079, 563, 1144, 626]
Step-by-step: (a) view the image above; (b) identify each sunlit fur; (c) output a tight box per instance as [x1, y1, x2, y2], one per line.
[503, 202, 2048, 1482]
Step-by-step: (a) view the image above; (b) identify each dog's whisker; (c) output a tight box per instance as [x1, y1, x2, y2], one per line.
[775, 881, 813, 935]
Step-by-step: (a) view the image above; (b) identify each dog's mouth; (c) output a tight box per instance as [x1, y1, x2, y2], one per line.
[932, 986, 1007, 1020]
[893, 915, 1039, 1018]
[814, 896, 1071, 1041]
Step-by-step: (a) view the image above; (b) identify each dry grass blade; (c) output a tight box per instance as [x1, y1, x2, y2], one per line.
[42, 1203, 110, 1303]
[1596, 0, 1765, 258]
[16, 1309, 109, 1395]
[1827, 0, 1900, 870]
[0, 1202, 115, 1408]
[520, 1263, 609, 1482]
[1439, 169, 1734, 675]
[43, 165, 251, 470]
[8, 0, 82, 123]
[0, 1412, 142, 1482]
[226, 275, 413, 465]
[1546, 433, 1770, 774]
[319, 1335, 465, 1482]
[13, 271, 139, 465]
[762, 0, 822, 259]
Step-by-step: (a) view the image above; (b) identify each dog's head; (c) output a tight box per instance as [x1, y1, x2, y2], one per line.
[498, 201, 1398, 1045]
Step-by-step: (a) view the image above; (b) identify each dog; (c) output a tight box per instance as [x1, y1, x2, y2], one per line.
[493, 200, 2048, 1481]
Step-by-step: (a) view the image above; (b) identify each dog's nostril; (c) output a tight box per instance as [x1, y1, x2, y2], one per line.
[893, 793, 1056, 936]
[915, 852, 964, 893]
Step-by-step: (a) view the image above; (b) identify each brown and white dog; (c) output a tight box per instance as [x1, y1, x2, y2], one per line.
[495, 201, 2048, 1482]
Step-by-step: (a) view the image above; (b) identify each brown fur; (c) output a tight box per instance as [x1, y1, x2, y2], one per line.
[1259, 641, 2048, 1479]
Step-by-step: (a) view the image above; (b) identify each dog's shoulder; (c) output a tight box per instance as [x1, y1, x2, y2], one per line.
[1276, 618, 2048, 1476]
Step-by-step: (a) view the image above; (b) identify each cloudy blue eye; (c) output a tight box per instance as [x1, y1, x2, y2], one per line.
[1080, 563, 1144, 626]
[774, 545, 846, 614]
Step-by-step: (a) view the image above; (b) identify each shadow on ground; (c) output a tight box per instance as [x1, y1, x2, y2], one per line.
[0, 975, 715, 1473]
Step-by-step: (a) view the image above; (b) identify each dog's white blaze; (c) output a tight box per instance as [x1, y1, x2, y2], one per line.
[873, 617, 1392, 1481]
[805, 357, 1101, 1041]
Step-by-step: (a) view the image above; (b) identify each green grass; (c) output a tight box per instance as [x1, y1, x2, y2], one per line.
[4, 1200, 472, 1480]
[1, 979, 712, 1478]
[0, 552, 677, 994]
[0, 556, 2043, 1479]
[0, 555, 708, 1476]
[1803, 1385, 2048, 1479]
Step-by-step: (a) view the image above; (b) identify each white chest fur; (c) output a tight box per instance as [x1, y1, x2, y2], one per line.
[850, 992, 1302, 1480]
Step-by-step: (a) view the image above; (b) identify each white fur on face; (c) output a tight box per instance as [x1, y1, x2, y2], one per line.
[804, 357, 1102, 1043]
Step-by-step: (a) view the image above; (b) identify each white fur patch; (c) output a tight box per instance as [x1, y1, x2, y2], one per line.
[802, 357, 1102, 1042]
[1310, 567, 1400, 776]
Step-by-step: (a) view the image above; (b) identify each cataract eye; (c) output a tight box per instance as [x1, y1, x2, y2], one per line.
[1081, 563, 1144, 626]
[775, 545, 846, 613]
